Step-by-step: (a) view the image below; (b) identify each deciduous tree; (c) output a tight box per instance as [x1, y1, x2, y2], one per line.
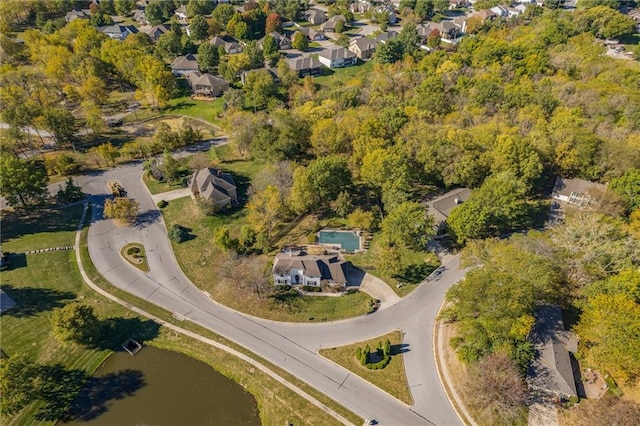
[104, 197, 139, 224]
[50, 303, 101, 346]
[0, 156, 48, 207]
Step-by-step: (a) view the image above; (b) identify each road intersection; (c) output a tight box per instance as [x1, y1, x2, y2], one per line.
[78, 161, 467, 425]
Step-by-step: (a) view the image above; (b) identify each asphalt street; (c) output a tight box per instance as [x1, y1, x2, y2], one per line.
[77, 160, 466, 425]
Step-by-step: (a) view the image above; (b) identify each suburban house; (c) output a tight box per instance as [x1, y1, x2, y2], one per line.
[350, 1, 371, 14]
[449, 0, 471, 9]
[417, 21, 461, 43]
[175, 4, 187, 20]
[184, 72, 229, 97]
[320, 15, 346, 33]
[375, 30, 398, 44]
[65, 9, 91, 22]
[272, 250, 350, 289]
[288, 56, 323, 77]
[349, 37, 377, 60]
[209, 36, 243, 54]
[99, 25, 139, 41]
[304, 9, 326, 25]
[527, 305, 579, 399]
[259, 31, 292, 50]
[299, 27, 325, 41]
[426, 188, 471, 230]
[318, 46, 357, 68]
[133, 9, 148, 25]
[171, 53, 199, 76]
[190, 168, 238, 209]
[551, 177, 606, 211]
[146, 24, 170, 41]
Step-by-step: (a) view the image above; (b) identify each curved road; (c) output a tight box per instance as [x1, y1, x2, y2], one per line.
[80, 162, 466, 425]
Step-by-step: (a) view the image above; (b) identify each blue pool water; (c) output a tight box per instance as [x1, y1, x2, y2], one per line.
[318, 230, 360, 253]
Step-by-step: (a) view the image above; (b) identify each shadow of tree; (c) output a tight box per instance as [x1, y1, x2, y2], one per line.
[62, 369, 146, 422]
[390, 343, 410, 355]
[96, 317, 161, 351]
[0, 205, 84, 244]
[0, 284, 76, 318]
[396, 263, 437, 285]
[4, 253, 27, 270]
[134, 209, 162, 229]
[35, 364, 90, 421]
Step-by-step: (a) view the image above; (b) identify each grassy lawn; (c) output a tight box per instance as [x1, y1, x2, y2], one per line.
[314, 59, 375, 87]
[142, 173, 189, 195]
[319, 330, 412, 405]
[162, 96, 225, 124]
[1, 204, 362, 426]
[346, 239, 439, 297]
[0, 204, 85, 253]
[161, 196, 373, 322]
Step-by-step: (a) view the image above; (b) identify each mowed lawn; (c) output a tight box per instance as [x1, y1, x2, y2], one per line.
[1, 204, 85, 253]
[319, 330, 413, 405]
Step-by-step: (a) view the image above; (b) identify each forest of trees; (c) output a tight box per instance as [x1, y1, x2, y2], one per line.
[1, 2, 639, 421]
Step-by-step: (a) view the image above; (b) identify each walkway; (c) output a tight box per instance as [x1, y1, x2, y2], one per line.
[150, 188, 191, 204]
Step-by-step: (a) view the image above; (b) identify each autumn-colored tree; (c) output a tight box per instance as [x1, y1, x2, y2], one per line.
[247, 185, 283, 239]
[265, 12, 282, 33]
[103, 197, 139, 224]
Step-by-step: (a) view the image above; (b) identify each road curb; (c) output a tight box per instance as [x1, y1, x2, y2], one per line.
[433, 299, 477, 426]
[75, 201, 355, 426]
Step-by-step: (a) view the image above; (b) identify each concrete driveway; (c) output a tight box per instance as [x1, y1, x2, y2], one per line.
[78, 159, 466, 425]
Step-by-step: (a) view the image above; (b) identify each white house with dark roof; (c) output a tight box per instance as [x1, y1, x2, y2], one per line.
[527, 305, 579, 399]
[272, 250, 350, 288]
[99, 25, 139, 41]
[190, 168, 237, 209]
[171, 53, 199, 76]
[318, 46, 357, 68]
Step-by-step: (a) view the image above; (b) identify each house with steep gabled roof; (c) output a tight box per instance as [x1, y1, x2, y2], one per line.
[190, 168, 238, 209]
[99, 25, 139, 41]
[349, 37, 377, 60]
[259, 31, 292, 50]
[298, 27, 326, 41]
[210, 35, 243, 54]
[272, 250, 351, 289]
[184, 72, 229, 97]
[375, 30, 398, 44]
[304, 9, 327, 25]
[171, 53, 199, 76]
[320, 15, 346, 33]
[146, 24, 170, 41]
[527, 305, 579, 399]
[175, 4, 187, 20]
[65, 9, 91, 22]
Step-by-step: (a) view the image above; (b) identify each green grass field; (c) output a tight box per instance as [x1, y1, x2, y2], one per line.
[319, 330, 412, 405]
[315, 59, 375, 87]
[0, 205, 85, 253]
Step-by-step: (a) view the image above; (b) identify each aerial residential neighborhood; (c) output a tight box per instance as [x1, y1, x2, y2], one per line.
[1, 0, 639, 425]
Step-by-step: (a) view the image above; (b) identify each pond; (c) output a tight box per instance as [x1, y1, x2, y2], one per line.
[62, 346, 260, 426]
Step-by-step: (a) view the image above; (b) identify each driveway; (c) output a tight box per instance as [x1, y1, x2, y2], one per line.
[78, 160, 466, 425]
[358, 272, 401, 308]
[150, 188, 191, 205]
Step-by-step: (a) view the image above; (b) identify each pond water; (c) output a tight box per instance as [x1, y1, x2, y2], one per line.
[62, 346, 260, 426]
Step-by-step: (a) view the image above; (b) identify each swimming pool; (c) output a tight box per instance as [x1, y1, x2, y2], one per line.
[318, 230, 361, 253]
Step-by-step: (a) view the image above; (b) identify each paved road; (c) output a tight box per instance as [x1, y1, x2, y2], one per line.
[79, 160, 466, 425]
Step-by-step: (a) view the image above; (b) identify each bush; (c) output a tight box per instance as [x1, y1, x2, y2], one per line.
[168, 224, 188, 243]
[157, 200, 168, 208]
[126, 247, 140, 256]
[302, 285, 322, 292]
[274, 284, 292, 291]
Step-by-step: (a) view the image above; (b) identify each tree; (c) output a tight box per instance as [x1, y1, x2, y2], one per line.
[426, 29, 441, 49]
[42, 107, 75, 147]
[197, 42, 219, 73]
[212, 3, 236, 28]
[465, 353, 528, 425]
[188, 152, 211, 171]
[187, 0, 215, 17]
[114, 0, 135, 16]
[289, 156, 352, 214]
[243, 69, 277, 109]
[414, 0, 433, 21]
[333, 191, 352, 217]
[265, 12, 282, 34]
[244, 40, 264, 69]
[189, 14, 209, 41]
[162, 150, 180, 183]
[349, 208, 375, 231]
[0, 156, 48, 207]
[50, 303, 101, 346]
[261, 33, 279, 65]
[155, 30, 183, 61]
[334, 19, 345, 34]
[336, 33, 351, 48]
[145, 0, 166, 26]
[215, 226, 235, 251]
[380, 201, 434, 250]
[0, 354, 40, 415]
[375, 38, 404, 64]
[91, 142, 120, 166]
[576, 6, 636, 39]
[611, 168, 640, 213]
[292, 31, 309, 51]
[575, 293, 640, 381]
[447, 173, 531, 243]
[247, 185, 283, 239]
[103, 197, 139, 224]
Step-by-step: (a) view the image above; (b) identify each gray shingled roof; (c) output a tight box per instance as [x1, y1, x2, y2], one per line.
[272, 253, 349, 284]
[319, 46, 356, 61]
[287, 56, 322, 71]
[527, 305, 578, 398]
[427, 188, 471, 224]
